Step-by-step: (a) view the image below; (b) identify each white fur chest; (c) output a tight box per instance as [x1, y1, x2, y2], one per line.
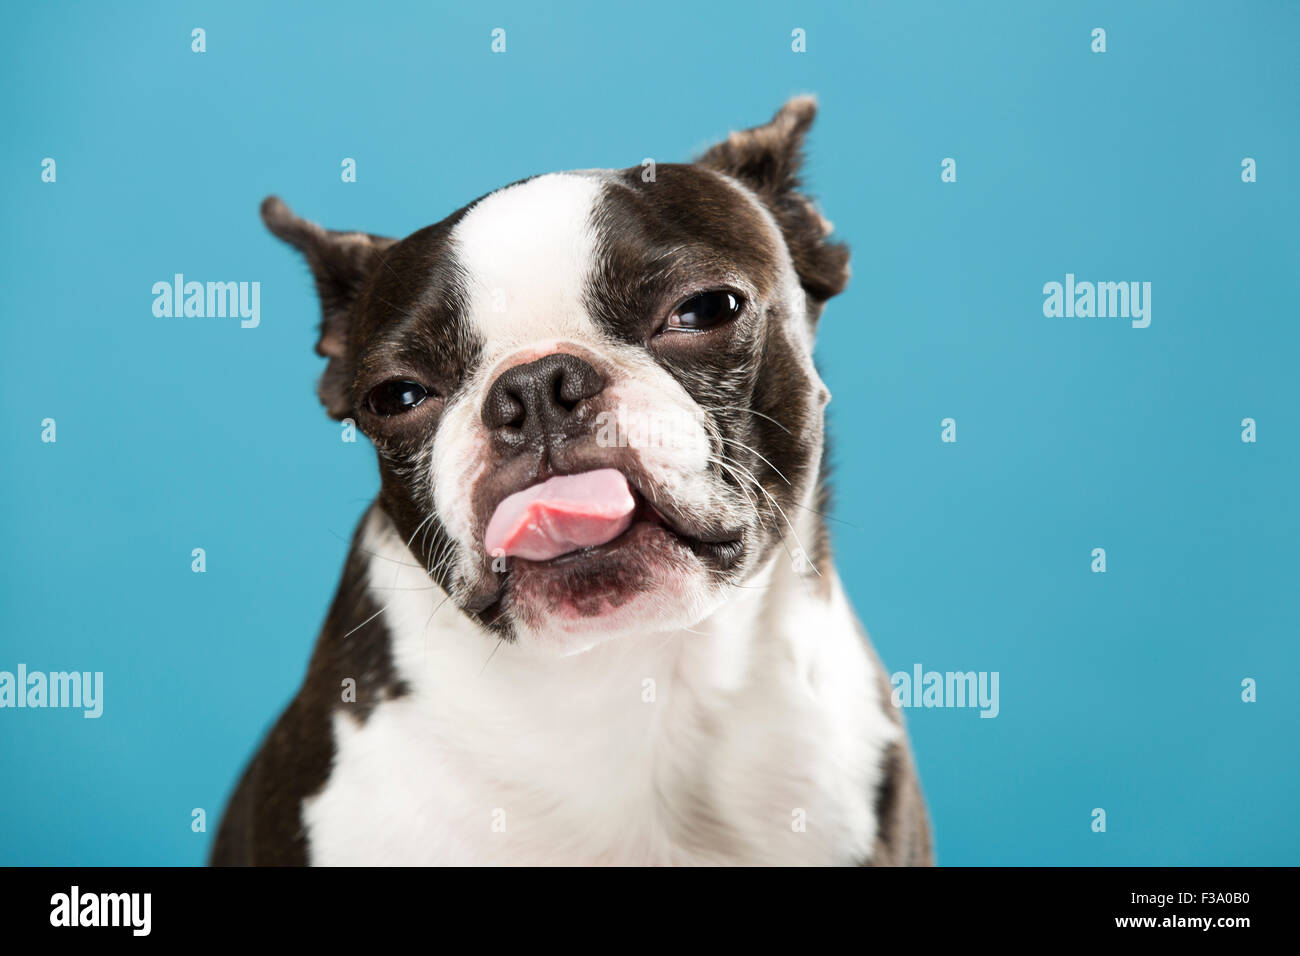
[301, 512, 899, 866]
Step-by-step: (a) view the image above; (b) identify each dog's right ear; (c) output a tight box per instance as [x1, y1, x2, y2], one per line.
[261, 196, 397, 419]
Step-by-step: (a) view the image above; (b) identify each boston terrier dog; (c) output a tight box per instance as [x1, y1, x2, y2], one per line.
[211, 97, 932, 866]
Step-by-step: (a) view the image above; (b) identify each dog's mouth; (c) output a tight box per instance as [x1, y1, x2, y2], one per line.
[483, 468, 743, 570]
[464, 468, 745, 633]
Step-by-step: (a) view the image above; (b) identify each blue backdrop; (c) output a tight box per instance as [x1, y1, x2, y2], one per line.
[2, 0, 1296, 866]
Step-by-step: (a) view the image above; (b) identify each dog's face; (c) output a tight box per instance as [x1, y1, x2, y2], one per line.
[266, 98, 849, 652]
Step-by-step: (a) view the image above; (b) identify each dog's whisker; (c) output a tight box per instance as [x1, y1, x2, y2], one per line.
[371, 293, 429, 324]
[715, 452, 820, 578]
[328, 530, 424, 569]
[715, 435, 792, 486]
[343, 603, 389, 639]
[708, 455, 760, 512]
[406, 513, 437, 552]
[372, 249, 412, 292]
[708, 454, 851, 529]
[422, 592, 453, 640]
[479, 638, 505, 675]
[699, 404, 793, 436]
[425, 536, 459, 583]
[702, 569, 770, 588]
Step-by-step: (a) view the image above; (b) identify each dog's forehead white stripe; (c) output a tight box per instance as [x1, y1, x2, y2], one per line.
[451, 172, 607, 349]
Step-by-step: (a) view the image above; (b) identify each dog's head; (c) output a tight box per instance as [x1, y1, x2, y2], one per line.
[266, 97, 849, 653]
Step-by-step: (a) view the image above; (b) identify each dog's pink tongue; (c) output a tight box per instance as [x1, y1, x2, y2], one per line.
[484, 469, 636, 561]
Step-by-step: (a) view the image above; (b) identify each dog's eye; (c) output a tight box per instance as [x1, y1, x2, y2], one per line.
[367, 380, 429, 416]
[665, 291, 744, 333]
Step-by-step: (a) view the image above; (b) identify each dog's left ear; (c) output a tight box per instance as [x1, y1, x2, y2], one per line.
[696, 96, 849, 307]
[260, 197, 397, 419]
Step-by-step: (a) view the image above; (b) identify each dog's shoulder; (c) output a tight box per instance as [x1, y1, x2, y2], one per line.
[210, 510, 407, 866]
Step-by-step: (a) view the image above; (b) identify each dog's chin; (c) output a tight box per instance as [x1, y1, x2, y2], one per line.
[498, 517, 738, 655]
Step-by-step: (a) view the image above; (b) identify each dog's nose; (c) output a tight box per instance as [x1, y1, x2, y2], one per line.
[481, 353, 606, 438]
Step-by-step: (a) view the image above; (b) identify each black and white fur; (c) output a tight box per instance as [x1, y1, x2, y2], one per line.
[212, 98, 932, 866]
